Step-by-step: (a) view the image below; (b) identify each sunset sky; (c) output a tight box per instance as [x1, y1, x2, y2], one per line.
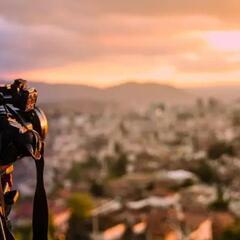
[1, 1, 240, 88]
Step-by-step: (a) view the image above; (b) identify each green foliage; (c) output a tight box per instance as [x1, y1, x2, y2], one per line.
[191, 161, 218, 184]
[50, 167, 64, 196]
[82, 155, 101, 169]
[14, 224, 31, 240]
[219, 220, 240, 240]
[208, 141, 235, 160]
[66, 193, 94, 240]
[210, 200, 229, 211]
[108, 153, 128, 178]
[181, 178, 195, 188]
[67, 193, 93, 219]
[170, 178, 195, 191]
[210, 185, 229, 211]
[66, 215, 91, 240]
[114, 142, 123, 155]
[66, 162, 83, 183]
[90, 181, 105, 197]
[66, 155, 101, 183]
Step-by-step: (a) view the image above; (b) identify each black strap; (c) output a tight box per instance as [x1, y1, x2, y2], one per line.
[32, 150, 48, 240]
[0, 175, 15, 240]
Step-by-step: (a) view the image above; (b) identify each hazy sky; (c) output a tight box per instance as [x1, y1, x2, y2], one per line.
[1, 0, 240, 88]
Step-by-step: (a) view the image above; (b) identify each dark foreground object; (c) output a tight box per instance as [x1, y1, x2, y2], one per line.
[0, 79, 49, 240]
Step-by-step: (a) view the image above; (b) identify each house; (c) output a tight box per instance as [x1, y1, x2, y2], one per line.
[188, 219, 212, 240]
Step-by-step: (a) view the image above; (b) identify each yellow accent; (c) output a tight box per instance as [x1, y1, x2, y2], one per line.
[13, 191, 20, 204]
[5, 165, 14, 175]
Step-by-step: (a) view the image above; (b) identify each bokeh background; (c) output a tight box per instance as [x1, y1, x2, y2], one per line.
[1, 1, 240, 240]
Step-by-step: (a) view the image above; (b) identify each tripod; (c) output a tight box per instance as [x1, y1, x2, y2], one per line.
[0, 79, 49, 240]
[0, 165, 17, 240]
[0, 153, 49, 240]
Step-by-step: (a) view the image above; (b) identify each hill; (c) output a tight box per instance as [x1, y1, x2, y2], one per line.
[29, 81, 193, 110]
[103, 82, 193, 107]
[4, 80, 240, 110]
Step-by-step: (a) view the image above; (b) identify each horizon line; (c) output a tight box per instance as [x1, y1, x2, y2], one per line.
[2, 78, 240, 89]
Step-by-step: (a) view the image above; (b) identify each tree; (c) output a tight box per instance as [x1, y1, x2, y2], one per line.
[191, 160, 218, 184]
[210, 184, 229, 211]
[90, 180, 105, 197]
[66, 162, 83, 183]
[66, 155, 101, 184]
[109, 153, 128, 178]
[208, 141, 235, 160]
[66, 193, 94, 240]
[219, 221, 240, 240]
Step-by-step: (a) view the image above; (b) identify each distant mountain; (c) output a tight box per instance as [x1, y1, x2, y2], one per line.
[31, 82, 101, 103]
[3, 80, 240, 110]
[103, 82, 193, 107]
[28, 81, 194, 110]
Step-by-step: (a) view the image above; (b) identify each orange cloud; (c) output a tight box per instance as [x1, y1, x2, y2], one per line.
[202, 31, 240, 51]
[1, 1, 240, 87]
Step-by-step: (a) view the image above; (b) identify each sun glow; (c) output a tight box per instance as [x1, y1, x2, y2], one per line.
[203, 31, 240, 51]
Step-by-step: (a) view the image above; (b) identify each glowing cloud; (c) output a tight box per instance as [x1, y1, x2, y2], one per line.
[1, 0, 240, 87]
[203, 31, 240, 51]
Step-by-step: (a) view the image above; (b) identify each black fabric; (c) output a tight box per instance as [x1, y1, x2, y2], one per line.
[0, 116, 21, 165]
[0, 114, 31, 165]
[32, 153, 48, 240]
[0, 113, 49, 239]
[0, 152, 49, 240]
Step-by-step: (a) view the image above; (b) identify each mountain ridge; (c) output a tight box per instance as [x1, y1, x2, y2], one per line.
[29, 81, 193, 108]
[1, 80, 240, 109]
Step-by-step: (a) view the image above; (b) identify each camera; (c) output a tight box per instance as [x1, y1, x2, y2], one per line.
[0, 79, 48, 164]
[0, 79, 49, 240]
[0, 79, 38, 112]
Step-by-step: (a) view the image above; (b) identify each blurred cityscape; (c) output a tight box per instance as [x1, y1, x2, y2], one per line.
[12, 97, 240, 240]
[2, 0, 240, 239]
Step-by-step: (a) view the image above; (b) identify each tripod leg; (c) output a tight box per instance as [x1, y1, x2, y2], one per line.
[0, 169, 16, 240]
[0, 216, 6, 240]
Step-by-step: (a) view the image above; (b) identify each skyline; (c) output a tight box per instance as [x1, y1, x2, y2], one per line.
[1, 1, 240, 88]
